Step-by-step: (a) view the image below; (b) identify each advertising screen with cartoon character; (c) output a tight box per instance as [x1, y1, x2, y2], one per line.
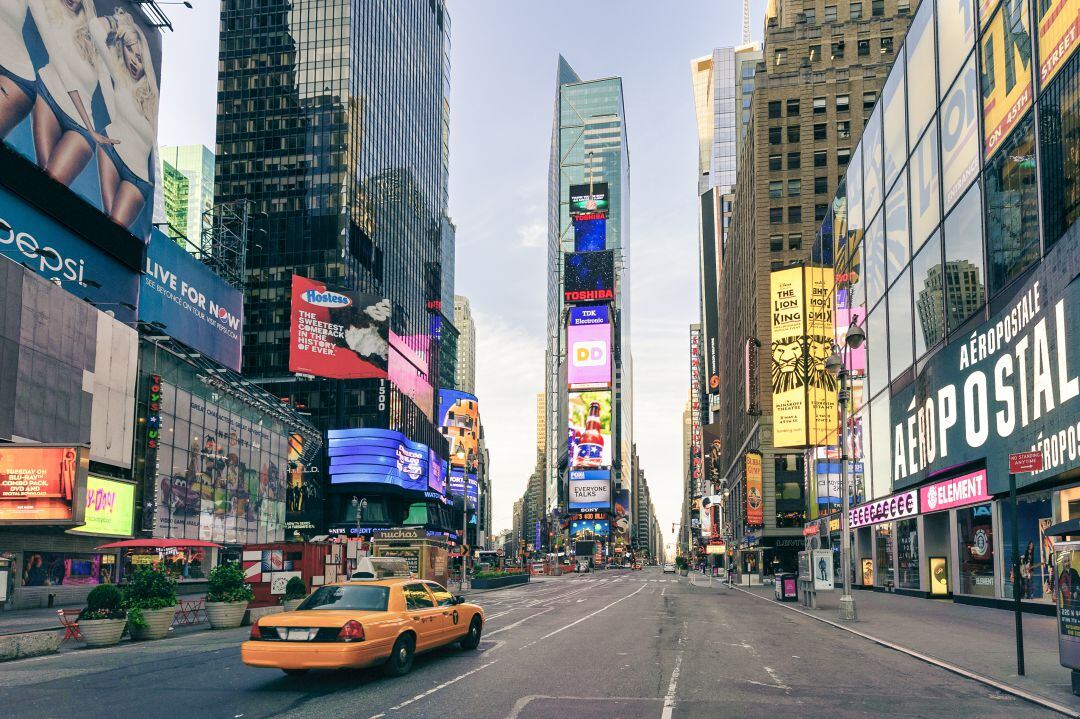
[289, 274, 391, 380]
[613, 488, 630, 544]
[0, 0, 162, 241]
[152, 380, 288, 543]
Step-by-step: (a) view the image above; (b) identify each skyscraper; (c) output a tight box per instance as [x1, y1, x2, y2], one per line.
[160, 145, 215, 251]
[454, 294, 476, 393]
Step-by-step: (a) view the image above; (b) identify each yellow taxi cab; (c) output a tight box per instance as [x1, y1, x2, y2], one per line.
[242, 578, 484, 677]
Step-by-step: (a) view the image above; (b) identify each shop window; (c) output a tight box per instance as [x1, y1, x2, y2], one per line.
[787, 98, 801, 116]
[787, 125, 801, 143]
[769, 100, 783, 118]
[957, 503, 996, 597]
[22, 552, 117, 587]
[788, 205, 802, 223]
[770, 180, 784, 198]
[815, 176, 829, 194]
[775, 454, 806, 528]
[770, 207, 784, 224]
[769, 127, 783, 144]
[814, 96, 828, 114]
[788, 179, 802, 196]
[825, 4, 838, 21]
[943, 183, 987, 333]
[1040, 54, 1080, 251]
[985, 112, 1040, 295]
[887, 268, 914, 381]
[850, 2, 863, 20]
[770, 234, 785, 251]
[858, 39, 871, 56]
[911, 231, 945, 357]
[788, 151, 802, 169]
[814, 123, 828, 140]
[875, 524, 895, 587]
[1000, 490, 1053, 602]
[814, 150, 829, 167]
[769, 153, 783, 170]
[896, 518, 919, 589]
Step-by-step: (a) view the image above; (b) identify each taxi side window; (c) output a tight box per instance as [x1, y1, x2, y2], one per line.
[427, 583, 454, 607]
[403, 583, 435, 610]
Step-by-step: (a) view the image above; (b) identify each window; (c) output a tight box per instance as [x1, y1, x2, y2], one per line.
[804, 8, 816, 24]
[769, 100, 782, 118]
[809, 44, 821, 62]
[836, 94, 850, 112]
[910, 122, 941, 253]
[880, 37, 894, 54]
[1040, 55, 1080, 250]
[943, 183, 986, 332]
[862, 108, 884, 220]
[825, 4, 838, 21]
[788, 152, 802, 169]
[885, 169, 910, 282]
[769, 154, 783, 171]
[896, 518, 919, 589]
[957, 504, 996, 597]
[865, 214, 886, 309]
[814, 96, 827, 114]
[787, 125, 801, 143]
[771, 259, 786, 271]
[986, 112, 1039, 294]
[788, 234, 803, 250]
[866, 302, 889, 398]
[813, 123, 827, 140]
[774, 454, 806, 528]
[770, 235, 785, 251]
[426, 583, 455, 607]
[769, 127, 783, 145]
[769, 180, 784, 198]
[787, 98, 801, 116]
[814, 150, 828, 167]
[815, 203, 828, 220]
[831, 40, 845, 59]
[906, 4, 938, 143]
[911, 231, 945, 357]
[775, 48, 788, 65]
[403, 584, 436, 610]
[937, 0, 976, 91]
[898, 0, 910, 13]
[858, 39, 870, 56]
[872, 0, 884, 15]
[815, 176, 829, 194]
[850, 2, 863, 20]
[788, 206, 802, 223]
[874, 524, 894, 587]
[888, 268, 914, 380]
[882, 59, 907, 189]
[770, 207, 784, 223]
[297, 586, 390, 612]
[863, 90, 878, 108]
[838, 148, 852, 165]
[941, 55, 979, 211]
[837, 120, 851, 138]
[788, 179, 802, 196]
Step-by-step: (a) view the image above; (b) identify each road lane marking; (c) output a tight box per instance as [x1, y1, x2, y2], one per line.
[660, 622, 688, 719]
[487, 607, 554, 636]
[520, 584, 647, 649]
[368, 659, 499, 718]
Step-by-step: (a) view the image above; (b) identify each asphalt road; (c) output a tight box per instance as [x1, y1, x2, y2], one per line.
[0, 567, 1061, 718]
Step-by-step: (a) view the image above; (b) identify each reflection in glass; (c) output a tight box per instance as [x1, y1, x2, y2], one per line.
[847, 145, 864, 232]
[910, 122, 941, 252]
[940, 55, 981, 211]
[906, 1, 938, 142]
[870, 393, 891, 498]
[1039, 57, 1080, 250]
[911, 231, 945, 356]
[985, 111, 1039, 294]
[937, 0, 976, 90]
[866, 304, 889, 399]
[863, 107, 885, 220]
[887, 268, 914, 381]
[943, 182, 986, 331]
[882, 57, 908, 189]
[864, 214, 886, 308]
[884, 170, 910, 283]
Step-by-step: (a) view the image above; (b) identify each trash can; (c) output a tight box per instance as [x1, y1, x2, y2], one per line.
[774, 572, 798, 601]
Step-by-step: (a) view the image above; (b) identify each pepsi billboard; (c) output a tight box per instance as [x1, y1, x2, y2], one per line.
[327, 428, 437, 493]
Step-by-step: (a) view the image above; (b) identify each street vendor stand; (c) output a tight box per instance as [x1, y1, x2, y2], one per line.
[371, 527, 449, 586]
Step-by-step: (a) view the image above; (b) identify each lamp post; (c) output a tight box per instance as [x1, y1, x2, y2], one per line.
[350, 496, 367, 537]
[825, 318, 865, 622]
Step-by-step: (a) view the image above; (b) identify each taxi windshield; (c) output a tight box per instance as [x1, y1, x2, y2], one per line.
[297, 585, 390, 611]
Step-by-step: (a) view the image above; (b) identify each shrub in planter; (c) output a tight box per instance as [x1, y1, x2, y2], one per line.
[281, 576, 307, 612]
[206, 563, 254, 629]
[78, 584, 127, 647]
[124, 568, 178, 640]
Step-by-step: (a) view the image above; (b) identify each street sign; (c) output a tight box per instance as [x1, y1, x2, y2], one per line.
[1009, 451, 1043, 473]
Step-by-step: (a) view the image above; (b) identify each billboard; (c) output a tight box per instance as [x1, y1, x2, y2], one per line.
[981, 0, 1034, 156]
[613, 488, 631, 542]
[289, 274, 390, 380]
[0, 1, 162, 242]
[389, 333, 434, 420]
[701, 188, 722, 395]
[568, 470, 611, 509]
[569, 305, 610, 326]
[568, 390, 612, 469]
[327, 428, 432, 492]
[567, 316, 611, 388]
[570, 518, 609, 539]
[568, 183, 609, 216]
[141, 229, 243, 371]
[564, 251, 615, 303]
[285, 434, 323, 538]
[1036, 0, 1080, 87]
[438, 389, 479, 474]
[745, 451, 763, 527]
[703, 423, 723, 489]
[427, 448, 445, 495]
[0, 445, 88, 524]
[69, 475, 134, 537]
[448, 467, 466, 497]
[573, 217, 606, 252]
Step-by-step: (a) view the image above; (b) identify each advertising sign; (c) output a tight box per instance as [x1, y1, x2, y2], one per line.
[568, 183, 609, 216]
[981, 0, 1034, 156]
[889, 234, 1080, 494]
[613, 488, 631, 541]
[0, 445, 88, 524]
[428, 449, 445, 495]
[567, 317, 611, 388]
[564, 251, 615, 303]
[703, 423, 723, 490]
[438, 390, 479, 474]
[327, 428, 431, 492]
[745, 452, 763, 526]
[69, 475, 134, 537]
[930, 556, 950, 595]
[285, 434, 323, 537]
[569, 305, 610, 326]
[141, 230, 243, 371]
[1036, 0, 1080, 87]
[289, 274, 390, 380]
[448, 468, 466, 497]
[574, 217, 606, 252]
[568, 391, 612, 469]
[813, 549, 835, 590]
[0, 1, 163, 242]
[389, 333, 434, 420]
[570, 518, 609, 539]
[849, 490, 919, 529]
[920, 470, 990, 513]
[701, 188, 722, 395]
[690, 328, 703, 494]
[568, 470, 611, 509]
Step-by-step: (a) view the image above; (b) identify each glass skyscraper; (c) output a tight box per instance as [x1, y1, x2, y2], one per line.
[160, 145, 216, 252]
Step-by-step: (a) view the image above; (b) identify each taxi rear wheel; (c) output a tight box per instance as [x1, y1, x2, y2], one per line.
[383, 634, 415, 677]
[460, 616, 482, 650]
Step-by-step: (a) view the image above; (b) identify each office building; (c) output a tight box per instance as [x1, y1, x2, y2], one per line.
[160, 145, 215, 250]
[454, 294, 476, 393]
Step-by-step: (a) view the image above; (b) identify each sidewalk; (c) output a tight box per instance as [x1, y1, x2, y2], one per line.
[737, 582, 1080, 714]
[0, 592, 208, 636]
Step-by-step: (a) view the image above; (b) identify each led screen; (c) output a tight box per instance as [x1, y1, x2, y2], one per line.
[568, 183, 609, 216]
[573, 217, 606, 252]
[567, 391, 612, 469]
[567, 319, 611, 387]
[327, 428, 432, 492]
[568, 470, 611, 509]
[438, 390, 479, 474]
[564, 251, 615, 303]
[570, 519, 610, 539]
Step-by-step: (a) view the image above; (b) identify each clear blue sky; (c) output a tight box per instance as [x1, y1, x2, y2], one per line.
[157, 0, 763, 549]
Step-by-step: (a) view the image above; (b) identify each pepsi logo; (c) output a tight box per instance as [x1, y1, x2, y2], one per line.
[302, 289, 352, 307]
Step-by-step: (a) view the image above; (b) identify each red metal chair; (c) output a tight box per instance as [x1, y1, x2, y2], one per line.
[57, 609, 82, 642]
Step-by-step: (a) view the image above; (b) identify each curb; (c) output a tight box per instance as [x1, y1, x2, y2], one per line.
[731, 584, 1080, 718]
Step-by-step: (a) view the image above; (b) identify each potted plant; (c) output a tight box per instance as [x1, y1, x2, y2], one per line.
[281, 576, 307, 612]
[675, 556, 689, 577]
[124, 567, 178, 640]
[78, 584, 127, 647]
[205, 563, 253, 629]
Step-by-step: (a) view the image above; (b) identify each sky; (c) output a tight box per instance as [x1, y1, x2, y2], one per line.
[156, 0, 762, 553]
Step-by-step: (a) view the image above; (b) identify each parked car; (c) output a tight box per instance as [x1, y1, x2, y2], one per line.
[662, 563, 676, 574]
[632, 562, 643, 571]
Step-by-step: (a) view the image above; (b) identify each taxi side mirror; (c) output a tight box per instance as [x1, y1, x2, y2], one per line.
[453, 595, 465, 605]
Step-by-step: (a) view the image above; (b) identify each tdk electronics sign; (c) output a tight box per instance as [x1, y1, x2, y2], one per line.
[140, 230, 243, 371]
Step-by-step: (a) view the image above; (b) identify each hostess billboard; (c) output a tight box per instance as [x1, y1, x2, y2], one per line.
[327, 428, 434, 493]
[140, 229, 243, 370]
[289, 274, 390, 379]
[0, 1, 162, 243]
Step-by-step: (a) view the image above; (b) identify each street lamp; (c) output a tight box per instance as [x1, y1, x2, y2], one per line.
[825, 317, 865, 622]
[350, 496, 367, 537]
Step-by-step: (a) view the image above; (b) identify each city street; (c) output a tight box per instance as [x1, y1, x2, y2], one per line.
[0, 568, 1059, 719]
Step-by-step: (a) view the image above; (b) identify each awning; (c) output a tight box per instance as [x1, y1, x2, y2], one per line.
[95, 539, 224, 550]
[1043, 518, 1080, 537]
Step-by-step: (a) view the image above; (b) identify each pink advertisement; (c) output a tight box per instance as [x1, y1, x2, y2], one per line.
[567, 322, 611, 387]
[920, 470, 989, 514]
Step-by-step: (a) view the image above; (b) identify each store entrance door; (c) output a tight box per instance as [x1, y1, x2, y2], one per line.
[923, 511, 951, 596]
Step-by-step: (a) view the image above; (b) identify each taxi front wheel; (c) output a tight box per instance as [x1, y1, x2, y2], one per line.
[384, 634, 415, 677]
[460, 616, 482, 650]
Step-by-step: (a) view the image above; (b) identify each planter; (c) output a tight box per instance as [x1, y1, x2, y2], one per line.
[78, 618, 127, 647]
[281, 599, 304, 612]
[679, 569, 689, 576]
[470, 574, 529, 590]
[129, 606, 176, 640]
[206, 601, 248, 629]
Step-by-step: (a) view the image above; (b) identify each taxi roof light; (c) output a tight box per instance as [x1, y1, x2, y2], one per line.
[338, 620, 365, 642]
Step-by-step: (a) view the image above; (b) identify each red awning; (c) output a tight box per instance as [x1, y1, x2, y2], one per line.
[95, 539, 224, 550]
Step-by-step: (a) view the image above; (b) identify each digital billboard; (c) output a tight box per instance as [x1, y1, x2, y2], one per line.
[570, 518, 609, 539]
[448, 467, 466, 497]
[568, 391, 612, 469]
[285, 434, 323, 538]
[564, 251, 615, 303]
[327, 428, 433, 492]
[613, 488, 631, 542]
[0, 445, 88, 524]
[703, 423, 723, 489]
[568, 470, 611, 509]
[389, 333, 434, 421]
[1037, 0, 1080, 87]
[569, 305, 610, 326]
[981, 0, 1033, 157]
[568, 183, 609, 216]
[428, 448, 445, 495]
[573, 217, 606, 252]
[69, 475, 134, 537]
[438, 389, 479, 474]
[141, 229, 243, 371]
[289, 274, 390, 380]
[567, 317, 611, 388]
[745, 452, 763, 527]
[0, 1, 162, 242]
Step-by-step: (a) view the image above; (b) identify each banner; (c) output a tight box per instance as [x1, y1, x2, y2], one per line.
[0, 445, 88, 524]
[981, 0, 1034, 156]
[745, 452, 763, 526]
[1036, 0, 1080, 87]
[69, 476, 134, 537]
[289, 274, 390, 379]
[806, 265, 838, 446]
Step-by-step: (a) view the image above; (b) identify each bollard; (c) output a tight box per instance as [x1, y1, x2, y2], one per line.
[47, 593, 55, 608]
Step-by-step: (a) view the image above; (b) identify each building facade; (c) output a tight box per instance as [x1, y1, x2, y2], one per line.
[454, 294, 476, 393]
[160, 145, 216, 251]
